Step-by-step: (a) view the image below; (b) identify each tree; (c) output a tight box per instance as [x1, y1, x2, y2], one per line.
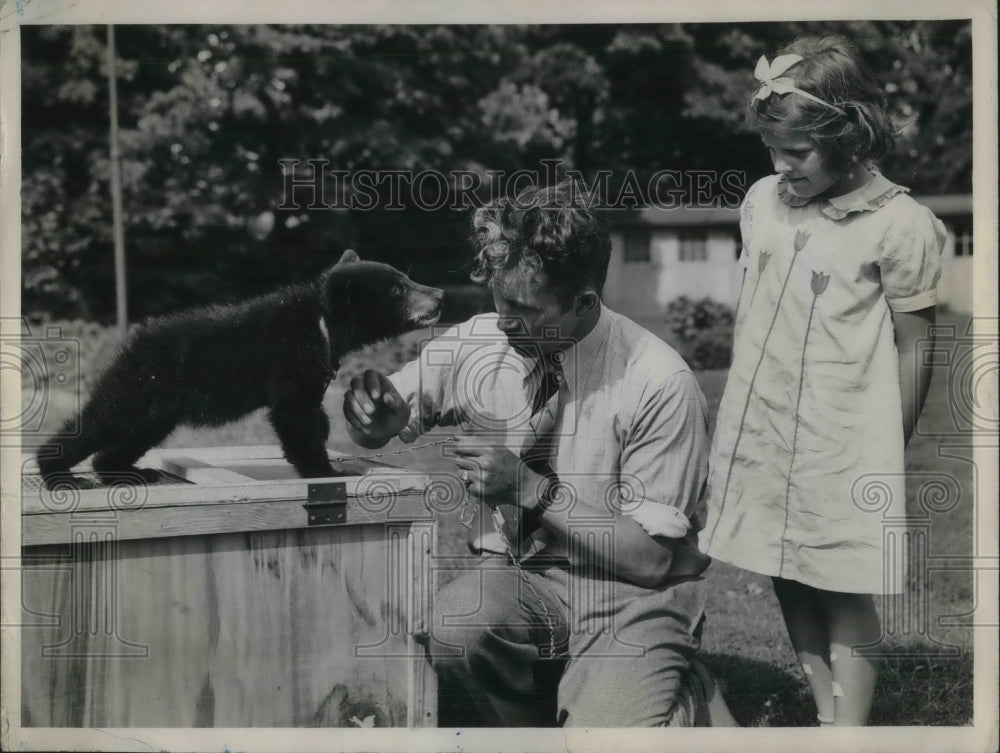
[679, 20, 973, 194]
[20, 21, 972, 321]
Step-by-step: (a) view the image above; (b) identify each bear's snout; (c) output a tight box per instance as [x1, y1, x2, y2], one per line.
[406, 283, 444, 326]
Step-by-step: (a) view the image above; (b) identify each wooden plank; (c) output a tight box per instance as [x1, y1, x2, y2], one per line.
[146, 445, 395, 466]
[161, 457, 255, 484]
[22, 473, 432, 516]
[19, 444, 391, 475]
[162, 454, 214, 469]
[18, 445, 295, 472]
[150, 445, 304, 463]
[407, 522, 437, 728]
[21, 522, 435, 727]
[177, 466, 258, 484]
[23, 492, 434, 547]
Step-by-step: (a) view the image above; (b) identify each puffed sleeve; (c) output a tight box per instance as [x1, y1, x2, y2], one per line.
[878, 202, 946, 312]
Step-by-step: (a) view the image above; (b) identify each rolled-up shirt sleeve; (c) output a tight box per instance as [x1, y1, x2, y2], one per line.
[618, 370, 710, 539]
[386, 359, 426, 443]
[387, 323, 463, 443]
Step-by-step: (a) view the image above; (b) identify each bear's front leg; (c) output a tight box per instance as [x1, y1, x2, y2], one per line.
[268, 395, 336, 478]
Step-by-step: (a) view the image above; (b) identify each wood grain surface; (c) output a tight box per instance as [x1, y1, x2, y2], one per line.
[21, 522, 436, 727]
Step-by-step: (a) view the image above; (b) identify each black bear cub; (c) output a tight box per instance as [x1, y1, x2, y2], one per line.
[36, 250, 443, 486]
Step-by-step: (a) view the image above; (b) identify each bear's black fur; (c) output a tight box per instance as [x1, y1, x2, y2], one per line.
[36, 250, 443, 485]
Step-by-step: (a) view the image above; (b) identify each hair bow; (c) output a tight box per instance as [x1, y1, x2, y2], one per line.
[753, 54, 845, 115]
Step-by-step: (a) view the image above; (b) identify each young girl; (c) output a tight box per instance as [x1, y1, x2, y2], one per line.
[700, 35, 945, 726]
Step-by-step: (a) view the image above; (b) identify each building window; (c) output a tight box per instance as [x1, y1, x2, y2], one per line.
[678, 229, 708, 262]
[623, 229, 651, 262]
[953, 220, 973, 256]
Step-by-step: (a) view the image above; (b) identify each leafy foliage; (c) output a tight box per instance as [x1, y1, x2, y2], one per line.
[21, 22, 971, 321]
[680, 21, 974, 194]
[662, 296, 735, 370]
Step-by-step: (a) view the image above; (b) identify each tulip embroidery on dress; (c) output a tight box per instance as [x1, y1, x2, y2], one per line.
[777, 269, 831, 574]
[736, 248, 773, 329]
[708, 227, 812, 541]
[793, 229, 810, 253]
[759, 250, 772, 273]
[810, 270, 831, 295]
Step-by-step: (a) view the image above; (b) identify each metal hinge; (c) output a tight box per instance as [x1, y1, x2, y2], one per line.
[304, 482, 347, 526]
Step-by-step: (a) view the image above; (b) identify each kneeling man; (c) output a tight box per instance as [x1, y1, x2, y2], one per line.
[344, 180, 727, 727]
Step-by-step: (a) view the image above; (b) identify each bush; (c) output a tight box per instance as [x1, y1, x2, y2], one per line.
[662, 296, 735, 371]
[687, 326, 734, 371]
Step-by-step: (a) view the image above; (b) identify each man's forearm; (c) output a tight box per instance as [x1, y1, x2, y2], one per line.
[517, 474, 677, 588]
[544, 499, 678, 588]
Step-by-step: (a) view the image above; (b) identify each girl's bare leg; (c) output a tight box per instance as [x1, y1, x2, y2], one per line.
[818, 590, 880, 726]
[772, 577, 836, 726]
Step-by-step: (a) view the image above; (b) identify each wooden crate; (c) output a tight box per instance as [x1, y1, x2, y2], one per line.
[20, 446, 437, 728]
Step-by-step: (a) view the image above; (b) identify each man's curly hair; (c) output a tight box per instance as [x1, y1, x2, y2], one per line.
[470, 180, 611, 305]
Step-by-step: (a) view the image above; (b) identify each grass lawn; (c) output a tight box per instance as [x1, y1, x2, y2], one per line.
[21, 311, 976, 726]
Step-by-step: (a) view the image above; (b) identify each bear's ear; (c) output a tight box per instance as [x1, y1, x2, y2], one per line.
[338, 249, 360, 265]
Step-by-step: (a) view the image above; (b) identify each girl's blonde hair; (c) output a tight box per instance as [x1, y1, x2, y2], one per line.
[747, 35, 899, 166]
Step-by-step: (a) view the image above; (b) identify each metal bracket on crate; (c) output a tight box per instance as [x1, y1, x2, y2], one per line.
[304, 482, 348, 526]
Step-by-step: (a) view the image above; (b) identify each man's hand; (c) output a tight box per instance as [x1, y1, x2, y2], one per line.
[343, 369, 411, 449]
[453, 438, 541, 505]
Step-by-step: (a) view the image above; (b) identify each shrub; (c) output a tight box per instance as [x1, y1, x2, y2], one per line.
[662, 296, 735, 370]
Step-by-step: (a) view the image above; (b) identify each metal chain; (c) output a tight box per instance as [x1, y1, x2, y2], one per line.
[343, 435, 559, 658]
[488, 506, 558, 660]
[327, 435, 457, 464]
[247, 436, 461, 465]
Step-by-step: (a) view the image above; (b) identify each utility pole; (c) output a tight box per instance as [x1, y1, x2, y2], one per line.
[107, 24, 128, 338]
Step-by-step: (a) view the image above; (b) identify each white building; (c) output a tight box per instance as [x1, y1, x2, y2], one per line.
[604, 195, 973, 321]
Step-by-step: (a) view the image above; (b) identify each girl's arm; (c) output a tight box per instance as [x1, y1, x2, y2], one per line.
[892, 306, 936, 445]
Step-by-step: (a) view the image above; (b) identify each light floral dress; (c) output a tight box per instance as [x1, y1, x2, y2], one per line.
[700, 172, 945, 594]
